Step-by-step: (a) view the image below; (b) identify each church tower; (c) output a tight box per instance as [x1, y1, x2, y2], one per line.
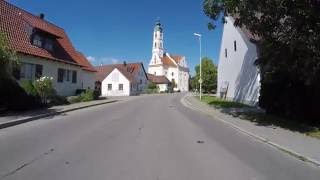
[150, 20, 164, 65]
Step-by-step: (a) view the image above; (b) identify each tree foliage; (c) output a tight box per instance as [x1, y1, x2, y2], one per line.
[203, 0, 320, 125]
[192, 57, 217, 93]
[0, 32, 18, 78]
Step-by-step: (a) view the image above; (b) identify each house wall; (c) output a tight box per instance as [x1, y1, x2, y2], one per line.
[158, 84, 168, 92]
[135, 66, 149, 92]
[178, 69, 189, 92]
[80, 70, 95, 90]
[148, 65, 164, 76]
[101, 68, 130, 96]
[217, 16, 260, 105]
[18, 54, 95, 96]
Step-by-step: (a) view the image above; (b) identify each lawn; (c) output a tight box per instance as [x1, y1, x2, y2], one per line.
[200, 95, 249, 108]
[199, 95, 320, 139]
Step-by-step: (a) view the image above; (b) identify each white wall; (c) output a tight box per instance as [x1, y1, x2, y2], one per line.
[80, 70, 95, 90]
[217, 16, 260, 105]
[158, 84, 168, 92]
[101, 69, 130, 96]
[18, 55, 95, 96]
[148, 65, 164, 76]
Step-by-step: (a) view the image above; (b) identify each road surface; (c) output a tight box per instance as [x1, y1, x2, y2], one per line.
[0, 94, 319, 180]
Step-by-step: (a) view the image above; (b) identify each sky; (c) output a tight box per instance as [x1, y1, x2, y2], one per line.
[8, 0, 223, 75]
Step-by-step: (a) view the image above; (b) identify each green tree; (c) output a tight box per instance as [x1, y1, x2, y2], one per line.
[193, 57, 217, 93]
[203, 0, 320, 125]
[0, 32, 18, 78]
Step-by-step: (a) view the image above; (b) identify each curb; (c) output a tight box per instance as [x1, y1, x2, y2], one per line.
[0, 100, 119, 130]
[181, 95, 320, 168]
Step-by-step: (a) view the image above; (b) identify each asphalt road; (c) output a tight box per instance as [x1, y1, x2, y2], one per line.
[0, 94, 319, 180]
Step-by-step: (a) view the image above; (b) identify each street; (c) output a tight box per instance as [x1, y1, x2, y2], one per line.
[0, 94, 319, 180]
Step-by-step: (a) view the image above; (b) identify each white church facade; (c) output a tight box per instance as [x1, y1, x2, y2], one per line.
[217, 16, 260, 105]
[148, 21, 190, 92]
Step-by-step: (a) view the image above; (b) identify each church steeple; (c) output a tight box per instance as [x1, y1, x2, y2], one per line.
[152, 19, 164, 61]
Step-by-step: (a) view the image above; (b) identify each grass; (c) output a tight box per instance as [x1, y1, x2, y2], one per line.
[200, 95, 249, 108]
[199, 95, 320, 139]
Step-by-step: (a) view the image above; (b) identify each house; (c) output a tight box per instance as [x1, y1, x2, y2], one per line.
[0, 0, 96, 96]
[147, 73, 171, 92]
[217, 16, 260, 105]
[95, 62, 148, 96]
[148, 20, 190, 92]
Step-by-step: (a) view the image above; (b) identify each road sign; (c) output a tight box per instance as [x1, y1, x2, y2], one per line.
[198, 79, 203, 84]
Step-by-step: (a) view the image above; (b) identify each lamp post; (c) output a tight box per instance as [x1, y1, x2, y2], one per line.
[194, 33, 202, 100]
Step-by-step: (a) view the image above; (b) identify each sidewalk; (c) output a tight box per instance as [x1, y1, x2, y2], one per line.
[182, 94, 320, 167]
[0, 97, 128, 129]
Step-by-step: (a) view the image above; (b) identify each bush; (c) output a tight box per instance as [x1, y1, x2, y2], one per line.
[75, 89, 86, 95]
[67, 96, 81, 104]
[20, 80, 38, 96]
[148, 83, 157, 90]
[79, 90, 95, 102]
[49, 94, 69, 106]
[34, 77, 54, 104]
[67, 90, 99, 104]
[0, 77, 41, 110]
[142, 88, 159, 94]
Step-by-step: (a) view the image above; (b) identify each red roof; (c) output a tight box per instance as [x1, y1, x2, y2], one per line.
[95, 63, 147, 83]
[0, 0, 95, 72]
[147, 74, 170, 84]
[160, 53, 184, 67]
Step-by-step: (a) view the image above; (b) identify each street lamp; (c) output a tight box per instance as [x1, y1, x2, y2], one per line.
[193, 33, 202, 100]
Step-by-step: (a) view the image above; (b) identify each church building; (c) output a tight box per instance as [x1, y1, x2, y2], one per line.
[148, 21, 189, 92]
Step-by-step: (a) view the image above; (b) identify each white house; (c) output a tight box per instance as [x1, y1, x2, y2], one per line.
[147, 73, 171, 92]
[217, 16, 260, 105]
[0, 1, 96, 96]
[148, 20, 190, 92]
[96, 63, 148, 96]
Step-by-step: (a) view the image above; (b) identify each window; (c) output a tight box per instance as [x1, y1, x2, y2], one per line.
[140, 79, 142, 84]
[35, 64, 43, 79]
[234, 41, 237, 51]
[108, 84, 112, 91]
[20, 63, 35, 80]
[72, 71, 77, 83]
[119, 84, 123, 91]
[154, 72, 156, 75]
[45, 39, 53, 51]
[225, 48, 228, 58]
[33, 35, 42, 47]
[172, 72, 174, 76]
[57, 68, 64, 83]
[65, 70, 70, 81]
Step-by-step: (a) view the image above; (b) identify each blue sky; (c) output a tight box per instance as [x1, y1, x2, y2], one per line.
[9, 0, 223, 75]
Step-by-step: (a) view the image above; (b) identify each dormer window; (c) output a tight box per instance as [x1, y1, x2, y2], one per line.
[45, 39, 53, 51]
[33, 35, 42, 47]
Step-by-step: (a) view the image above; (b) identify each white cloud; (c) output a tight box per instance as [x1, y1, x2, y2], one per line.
[87, 56, 121, 66]
[86, 56, 96, 63]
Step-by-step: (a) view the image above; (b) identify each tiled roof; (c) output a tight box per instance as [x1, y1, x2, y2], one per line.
[170, 55, 183, 64]
[159, 53, 184, 67]
[147, 74, 170, 84]
[0, 0, 95, 72]
[160, 54, 177, 67]
[95, 63, 147, 83]
[76, 52, 97, 72]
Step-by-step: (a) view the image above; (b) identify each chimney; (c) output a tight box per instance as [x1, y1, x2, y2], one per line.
[39, 13, 45, 19]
